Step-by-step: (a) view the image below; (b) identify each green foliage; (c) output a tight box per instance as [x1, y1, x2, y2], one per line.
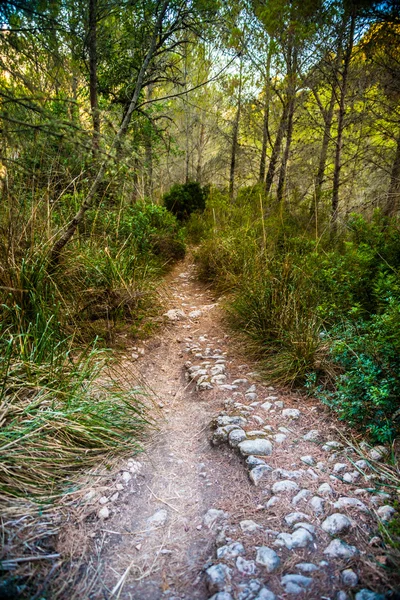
[313, 299, 400, 443]
[163, 181, 206, 221]
[195, 188, 400, 442]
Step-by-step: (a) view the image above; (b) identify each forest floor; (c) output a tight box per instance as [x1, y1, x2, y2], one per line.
[66, 256, 399, 600]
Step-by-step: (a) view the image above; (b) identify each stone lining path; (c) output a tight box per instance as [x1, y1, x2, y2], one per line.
[84, 260, 398, 599]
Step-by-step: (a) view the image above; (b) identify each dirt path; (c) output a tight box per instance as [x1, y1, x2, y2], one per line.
[84, 259, 398, 600]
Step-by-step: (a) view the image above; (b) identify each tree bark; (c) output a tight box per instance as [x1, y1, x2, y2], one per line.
[277, 44, 297, 204]
[265, 102, 288, 195]
[50, 0, 170, 264]
[88, 0, 100, 157]
[385, 131, 400, 216]
[314, 86, 335, 206]
[259, 44, 273, 184]
[331, 11, 356, 227]
[144, 85, 153, 198]
[196, 120, 205, 184]
[229, 58, 243, 201]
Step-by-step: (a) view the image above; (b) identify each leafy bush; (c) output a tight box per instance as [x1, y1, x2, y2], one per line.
[163, 181, 206, 221]
[312, 298, 400, 443]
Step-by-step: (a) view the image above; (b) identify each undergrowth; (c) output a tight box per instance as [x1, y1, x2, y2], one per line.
[193, 186, 400, 445]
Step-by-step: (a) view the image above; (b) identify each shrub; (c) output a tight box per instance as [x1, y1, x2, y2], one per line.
[163, 181, 206, 221]
[313, 298, 400, 443]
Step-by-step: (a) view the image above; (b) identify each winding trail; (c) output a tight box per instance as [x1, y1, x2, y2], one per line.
[86, 259, 398, 600]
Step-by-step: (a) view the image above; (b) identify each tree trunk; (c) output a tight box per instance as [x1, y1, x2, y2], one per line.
[314, 86, 335, 206]
[265, 102, 288, 195]
[196, 120, 205, 184]
[331, 11, 356, 227]
[259, 44, 273, 184]
[88, 0, 100, 157]
[229, 58, 243, 201]
[50, 0, 170, 264]
[277, 44, 297, 204]
[144, 85, 153, 198]
[385, 131, 400, 216]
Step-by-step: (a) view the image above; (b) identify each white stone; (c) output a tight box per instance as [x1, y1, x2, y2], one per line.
[204, 509, 227, 528]
[217, 542, 245, 560]
[240, 519, 262, 533]
[323, 539, 359, 558]
[282, 408, 301, 419]
[292, 489, 311, 506]
[310, 496, 325, 515]
[98, 506, 110, 519]
[295, 563, 319, 573]
[205, 564, 232, 594]
[250, 465, 272, 486]
[99, 496, 109, 505]
[377, 505, 395, 522]
[238, 439, 273, 456]
[256, 547, 281, 572]
[355, 590, 385, 600]
[284, 512, 310, 526]
[228, 428, 247, 447]
[266, 496, 279, 508]
[303, 430, 320, 442]
[189, 309, 202, 319]
[318, 483, 334, 496]
[147, 508, 168, 528]
[341, 569, 358, 587]
[272, 480, 299, 494]
[261, 402, 273, 411]
[334, 497, 369, 513]
[164, 309, 186, 321]
[236, 557, 256, 575]
[121, 471, 132, 482]
[300, 456, 315, 466]
[322, 514, 352, 535]
[334, 463, 348, 473]
[274, 434, 287, 443]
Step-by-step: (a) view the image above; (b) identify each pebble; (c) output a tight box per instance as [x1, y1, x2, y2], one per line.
[295, 562, 319, 573]
[334, 497, 368, 512]
[266, 496, 279, 508]
[99, 496, 109, 505]
[240, 519, 262, 533]
[300, 455, 315, 466]
[236, 556, 257, 575]
[164, 309, 186, 321]
[274, 527, 313, 550]
[368, 446, 388, 461]
[98, 506, 110, 519]
[228, 428, 247, 447]
[273, 434, 287, 443]
[250, 465, 272, 486]
[318, 483, 334, 496]
[281, 574, 312, 594]
[377, 505, 395, 522]
[333, 463, 348, 473]
[261, 402, 273, 411]
[293, 522, 316, 535]
[217, 542, 245, 560]
[322, 440, 343, 451]
[147, 508, 168, 528]
[341, 568, 358, 587]
[204, 509, 228, 528]
[292, 489, 311, 506]
[205, 564, 232, 594]
[355, 459, 368, 469]
[272, 480, 299, 494]
[284, 512, 310, 526]
[343, 471, 360, 483]
[303, 430, 320, 441]
[246, 455, 267, 468]
[282, 408, 301, 419]
[238, 439, 273, 456]
[254, 589, 276, 600]
[337, 593, 350, 600]
[323, 539, 359, 558]
[355, 591, 385, 600]
[309, 496, 325, 515]
[121, 471, 132, 482]
[322, 513, 352, 535]
[209, 593, 233, 600]
[115, 483, 124, 491]
[255, 547, 281, 572]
